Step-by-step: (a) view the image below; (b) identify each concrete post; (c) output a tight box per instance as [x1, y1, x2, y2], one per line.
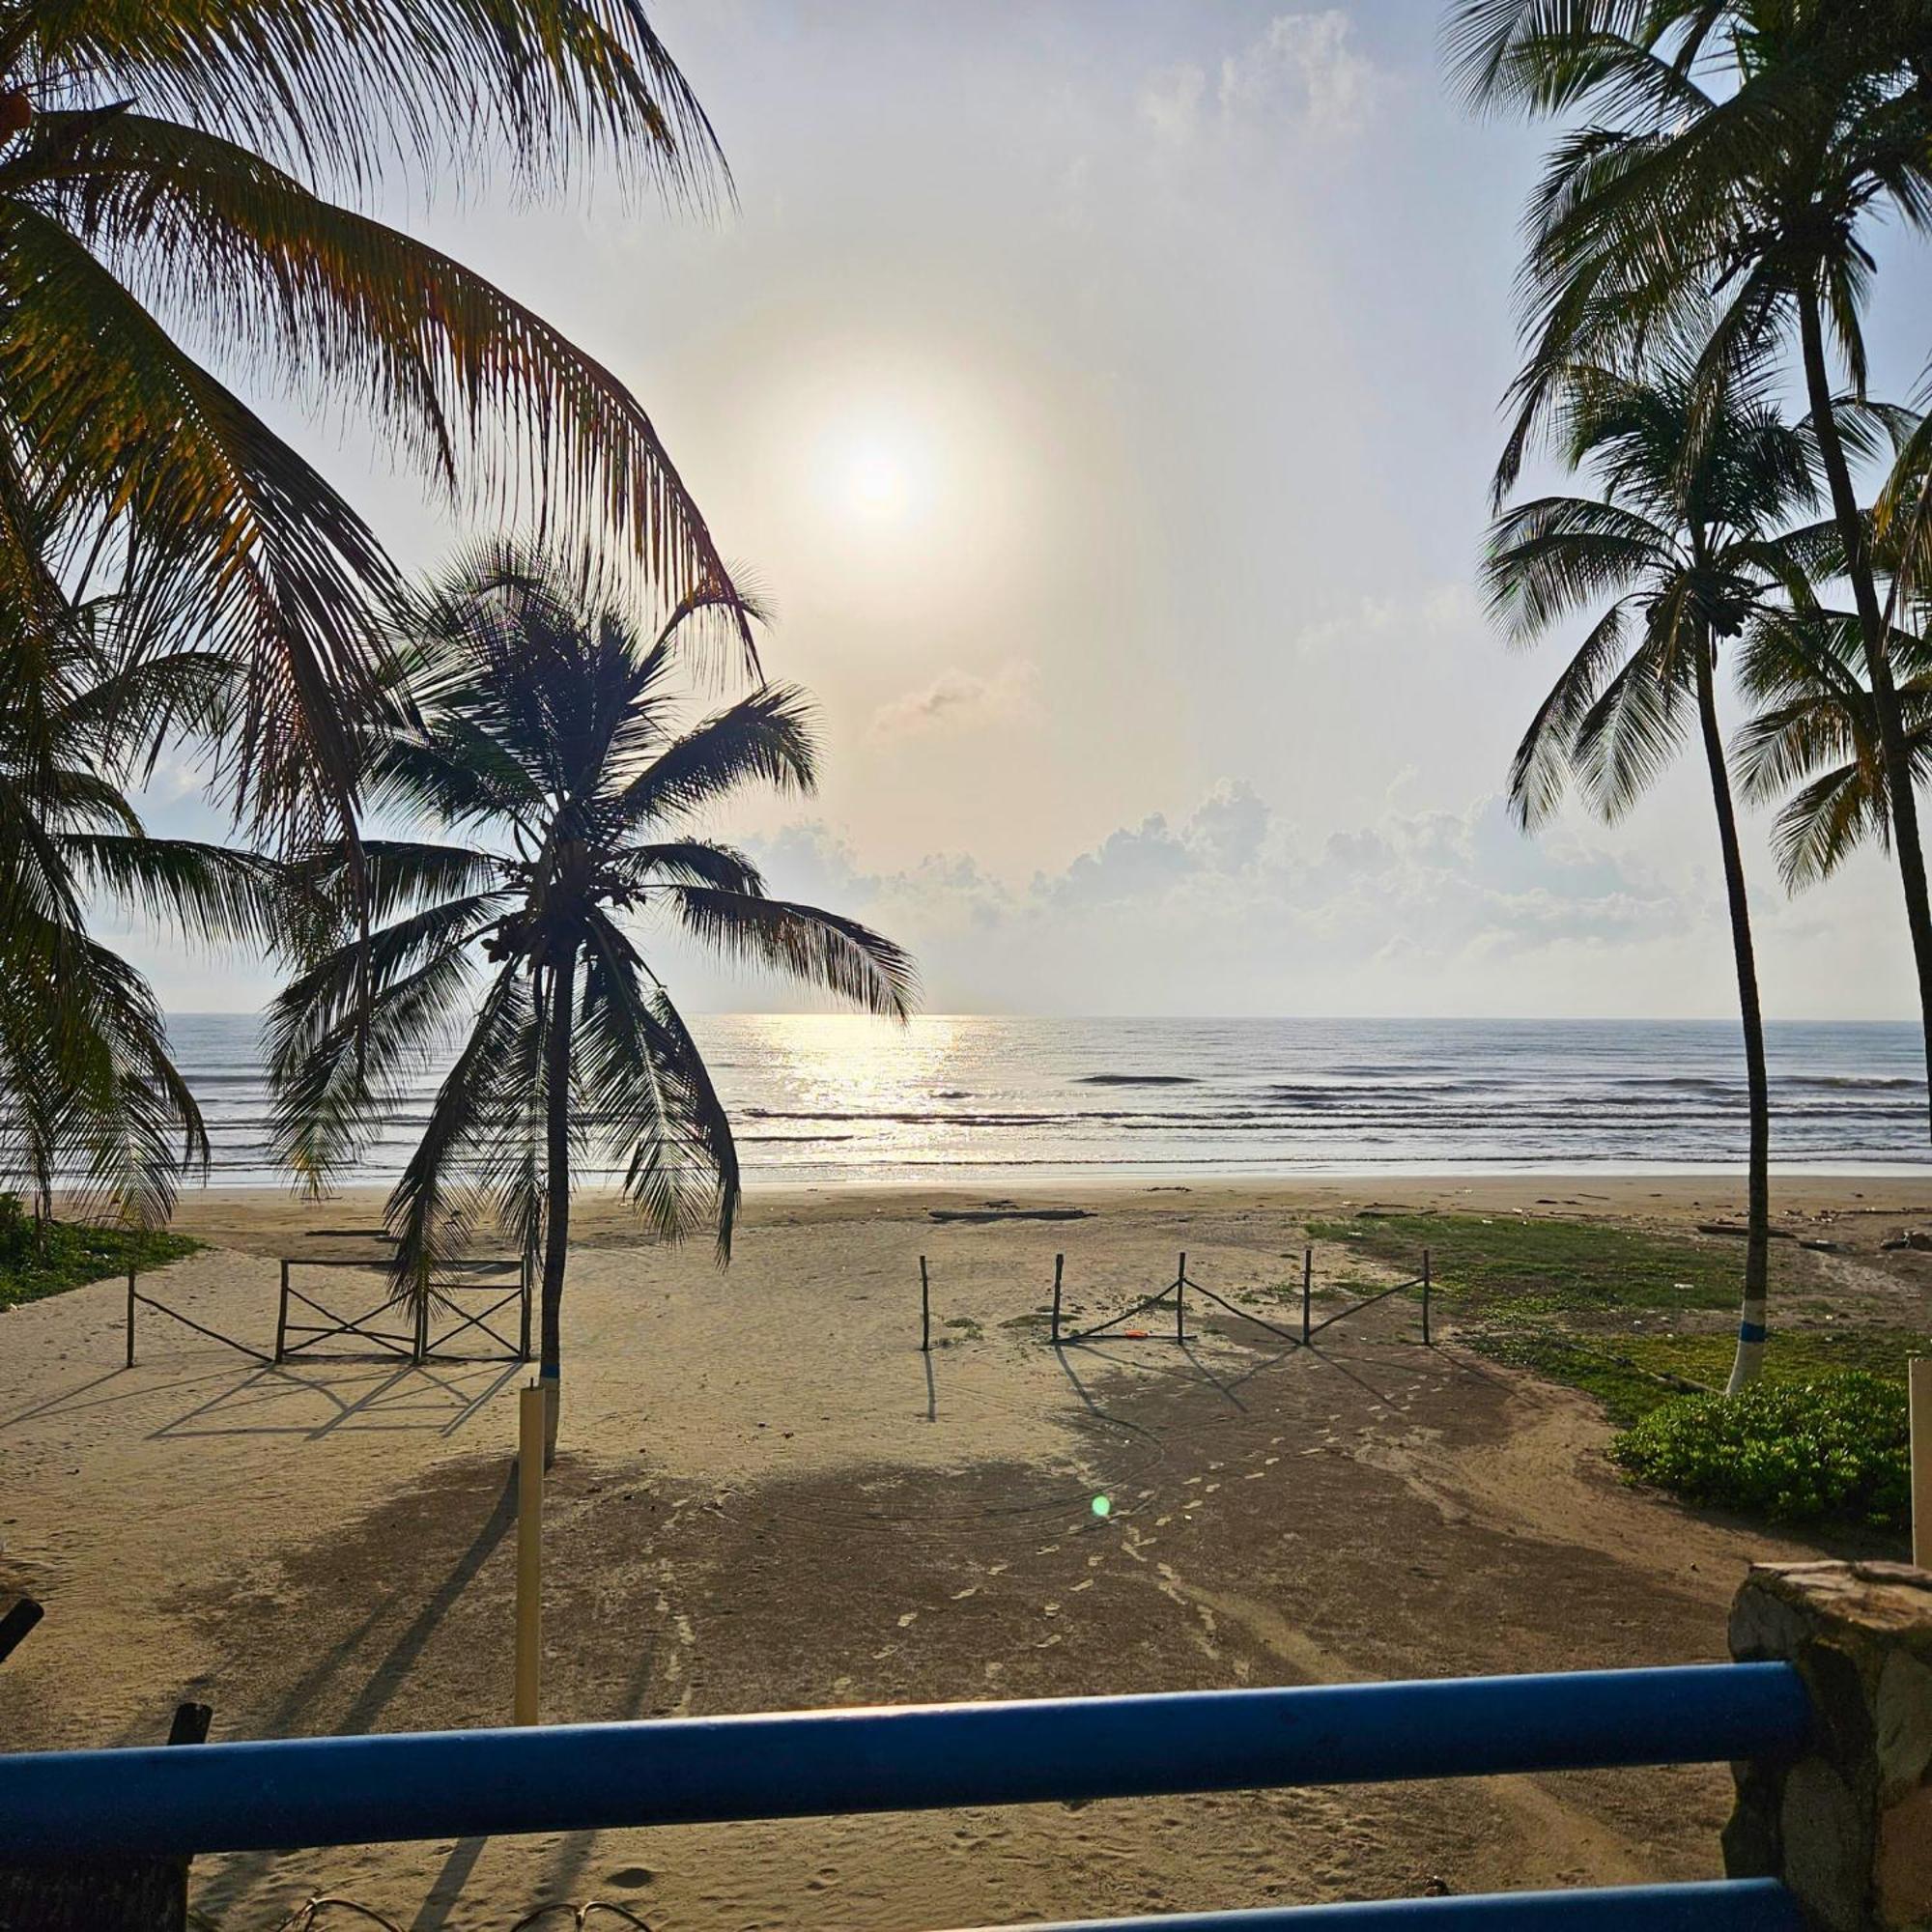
[1724, 1560, 1932, 1931]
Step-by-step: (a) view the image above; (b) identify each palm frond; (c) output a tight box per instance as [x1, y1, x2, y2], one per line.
[668, 887, 917, 1019]
[34, 113, 753, 668]
[578, 911, 739, 1256]
[614, 684, 818, 825]
[1572, 636, 1692, 822]
[20, 0, 729, 201]
[385, 958, 539, 1308]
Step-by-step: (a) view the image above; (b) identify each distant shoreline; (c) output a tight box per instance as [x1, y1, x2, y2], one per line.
[156, 1170, 1932, 1258]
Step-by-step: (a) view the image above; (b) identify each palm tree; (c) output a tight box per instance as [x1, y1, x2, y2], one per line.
[270, 544, 916, 1453]
[1486, 360, 1823, 1391]
[0, 511, 279, 1225]
[0, 2, 753, 847]
[1736, 602, 1932, 889]
[1450, 0, 1932, 1130]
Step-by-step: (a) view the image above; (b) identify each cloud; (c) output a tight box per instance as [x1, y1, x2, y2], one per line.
[1137, 62, 1207, 146]
[1139, 13, 1381, 152]
[1219, 13, 1378, 136]
[868, 661, 1041, 741]
[735, 779, 1694, 1014]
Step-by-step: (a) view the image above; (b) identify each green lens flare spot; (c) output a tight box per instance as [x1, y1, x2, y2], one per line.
[1091, 1494, 1112, 1519]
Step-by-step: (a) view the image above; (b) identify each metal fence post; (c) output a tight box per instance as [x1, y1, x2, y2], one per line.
[1051, 1252, 1064, 1345]
[126, 1272, 135, 1369]
[920, 1256, 930, 1353]
[1422, 1249, 1432, 1348]
[1301, 1247, 1312, 1347]
[274, 1262, 289, 1365]
[1175, 1253, 1186, 1343]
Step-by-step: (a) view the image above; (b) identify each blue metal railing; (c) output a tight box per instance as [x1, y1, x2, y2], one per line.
[955, 1886, 1803, 1929]
[0, 1662, 1805, 1868]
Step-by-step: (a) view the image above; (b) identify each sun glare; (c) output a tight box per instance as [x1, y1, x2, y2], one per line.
[777, 349, 1049, 603]
[844, 441, 908, 519]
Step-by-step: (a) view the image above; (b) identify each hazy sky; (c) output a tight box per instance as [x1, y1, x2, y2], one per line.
[121, 3, 1932, 1022]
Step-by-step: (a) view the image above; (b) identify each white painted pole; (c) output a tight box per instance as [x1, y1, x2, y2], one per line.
[1912, 1357, 1931, 1572]
[515, 1382, 545, 1724]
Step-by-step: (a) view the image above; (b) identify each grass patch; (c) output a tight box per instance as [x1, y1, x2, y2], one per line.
[1470, 1324, 1929, 1429]
[1310, 1211, 1755, 1316]
[1313, 1208, 1922, 1540]
[1313, 1209, 1925, 1416]
[942, 1315, 984, 1342]
[0, 1200, 199, 1314]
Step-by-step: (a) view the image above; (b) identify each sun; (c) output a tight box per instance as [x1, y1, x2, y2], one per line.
[844, 441, 908, 519]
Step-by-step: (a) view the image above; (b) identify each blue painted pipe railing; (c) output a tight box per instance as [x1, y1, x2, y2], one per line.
[0, 1662, 1805, 1861]
[958, 1883, 1804, 1930]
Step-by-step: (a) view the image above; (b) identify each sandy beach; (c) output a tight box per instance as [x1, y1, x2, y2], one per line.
[4, 1175, 1930, 1928]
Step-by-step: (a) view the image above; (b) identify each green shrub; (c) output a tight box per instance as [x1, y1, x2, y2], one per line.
[0, 1197, 200, 1313]
[1609, 1372, 1909, 1531]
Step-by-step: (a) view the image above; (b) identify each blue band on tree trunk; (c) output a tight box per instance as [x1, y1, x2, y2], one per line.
[1737, 1321, 1766, 1343]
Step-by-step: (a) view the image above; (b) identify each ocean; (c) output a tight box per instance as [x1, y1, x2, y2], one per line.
[160, 1012, 1930, 1186]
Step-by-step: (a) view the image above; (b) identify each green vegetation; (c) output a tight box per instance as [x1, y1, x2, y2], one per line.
[1309, 1212, 1747, 1316]
[1318, 1207, 1921, 1535]
[1473, 1323, 1925, 1431]
[1611, 1374, 1911, 1533]
[0, 1197, 197, 1314]
[1480, 361, 1803, 1395]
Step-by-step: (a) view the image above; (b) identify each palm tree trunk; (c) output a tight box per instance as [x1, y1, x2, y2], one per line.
[1694, 635, 1771, 1393]
[1799, 287, 1932, 1134]
[539, 944, 577, 1464]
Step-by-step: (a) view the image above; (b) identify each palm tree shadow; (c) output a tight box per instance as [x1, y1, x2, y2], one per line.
[194, 1467, 520, 1922]
[409, 1834, 490, 1932]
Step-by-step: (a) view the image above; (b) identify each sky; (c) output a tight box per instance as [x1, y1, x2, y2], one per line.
[118, 2, 1932, 1022]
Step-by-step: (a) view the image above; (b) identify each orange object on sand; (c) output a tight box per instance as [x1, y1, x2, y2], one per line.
[1123, 1328, 1150, 1339]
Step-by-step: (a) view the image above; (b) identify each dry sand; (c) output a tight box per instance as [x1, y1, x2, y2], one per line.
[4, 1175, 1931, 1929]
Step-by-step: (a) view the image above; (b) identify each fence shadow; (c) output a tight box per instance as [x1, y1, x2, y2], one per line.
[149, 1359, 524, 1443]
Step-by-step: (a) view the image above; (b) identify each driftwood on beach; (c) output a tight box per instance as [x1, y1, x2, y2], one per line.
[926, 1208, 1094, 1224]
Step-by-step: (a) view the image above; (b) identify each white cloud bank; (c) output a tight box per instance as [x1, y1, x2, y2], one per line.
[723, 777, 1727, 1018]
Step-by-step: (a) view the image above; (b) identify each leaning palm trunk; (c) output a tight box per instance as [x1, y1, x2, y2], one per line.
[539, 943, 578, 1464]
[1692, 633, 1771, 1392]
[1798, 293, 1932, 1139]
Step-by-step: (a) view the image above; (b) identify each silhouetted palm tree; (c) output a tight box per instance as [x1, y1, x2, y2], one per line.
[1486, 360, 1822, 1390]
[0, 506, 278, 1222]
[0, 1, 751, 845]
[1451, 0, 1932, 1129]
[270, 544, 915, 1450]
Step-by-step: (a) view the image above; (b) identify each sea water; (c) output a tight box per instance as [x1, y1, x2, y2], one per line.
[159, 1012, 1930, 1185]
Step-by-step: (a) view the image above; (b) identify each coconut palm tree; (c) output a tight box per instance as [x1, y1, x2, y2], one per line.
[1736, 602, 1932, 888]
[1450, 0, 1932, 1129]
[1486, 360, 1824, 1390]
[269, 544, 916, 1452]
[0, 1, 752, 848]
[0, 509, 279, 1224]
